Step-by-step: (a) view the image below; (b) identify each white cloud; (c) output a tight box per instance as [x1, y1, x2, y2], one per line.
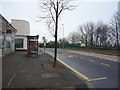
[0, 0, 119, 2]
[0, 3, 2, 13]
[0, 0, 38, 2]
[76, 0, 119, 2]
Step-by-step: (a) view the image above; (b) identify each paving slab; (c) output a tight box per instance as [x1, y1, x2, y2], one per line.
[2, 51, 93, 89]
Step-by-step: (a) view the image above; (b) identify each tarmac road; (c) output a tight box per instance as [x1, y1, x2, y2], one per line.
[40, 48, 119, 88]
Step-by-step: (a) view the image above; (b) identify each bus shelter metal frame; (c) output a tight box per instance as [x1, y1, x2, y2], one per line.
[26, 35, 39, 57]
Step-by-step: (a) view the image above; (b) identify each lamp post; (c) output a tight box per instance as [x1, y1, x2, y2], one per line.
[62, 24, 64, 48]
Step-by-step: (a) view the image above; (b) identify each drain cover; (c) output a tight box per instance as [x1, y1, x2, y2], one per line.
[41, 73, 59, 78]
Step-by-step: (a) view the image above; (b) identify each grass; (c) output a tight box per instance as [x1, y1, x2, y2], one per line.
[44, 62, 67, 71]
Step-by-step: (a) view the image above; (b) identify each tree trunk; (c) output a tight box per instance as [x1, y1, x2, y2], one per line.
[53, 21, 58, 67]
[116, 24, 119, 47]
[53, 1, 58, 67]
[85, 36, 87, 46]
[90, 33, 93, 47]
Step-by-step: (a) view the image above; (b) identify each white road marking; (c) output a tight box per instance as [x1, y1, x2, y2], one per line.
[80, 57, 85, 60]
[101, 63, 110, 67]
[8, 59, 25, 86]
[7, 72, 17, 86]
[89, 60, 95, 62]
[18, 59, 25, 69]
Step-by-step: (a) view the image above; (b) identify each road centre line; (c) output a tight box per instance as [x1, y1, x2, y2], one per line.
[80, 57, 85, 60]
[68, 55, 74, 58]
[89, 60, 95, 62]
[101, 63, 110, 67]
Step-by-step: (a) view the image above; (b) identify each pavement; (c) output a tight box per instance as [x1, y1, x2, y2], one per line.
[2, 50, 94, 89]
[68, 48, 120, 56]
[67, 50, 119, 62]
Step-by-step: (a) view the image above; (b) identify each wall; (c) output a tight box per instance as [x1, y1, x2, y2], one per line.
[0, 15, 2, 57]
[3, 34, 15, 55]
[11, 19, 30, 35]
[0, 14, 17, 56]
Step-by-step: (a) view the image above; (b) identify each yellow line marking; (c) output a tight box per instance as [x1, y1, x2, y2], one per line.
[57, 58, 89, 80]
[88, 77, 107, 81]
[47, 53, 107, 82]
[101, 63, 110, 67]
[89, 60, 95, 62]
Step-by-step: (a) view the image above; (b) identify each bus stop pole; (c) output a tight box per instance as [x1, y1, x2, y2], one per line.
[44, 42, 46, 54]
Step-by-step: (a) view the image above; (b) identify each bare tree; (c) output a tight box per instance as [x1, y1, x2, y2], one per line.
[59, 38, 69, 44]
[39, 0, 76, 67]
[94, 21, 109, 46]
[67, 31, 79, 43]
[77, 21, 109, 47]
[77, 22, 95, 47]
[109, 12, 120, 47]
[85, 22, 95, 47]
[77, 23, 90, 46]
[74, 32, 84, 43]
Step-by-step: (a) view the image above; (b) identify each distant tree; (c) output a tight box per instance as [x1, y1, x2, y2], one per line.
[76, 21, 110, 47]
[74, 32, 84, 43]
[39, 0, 76, 67]
[109, 12, 120, 47]
[67, 31, 79, 43]
[85, 22, 95, 47]
[59, 38, 69, 44]
[77, 22, 95, 46]
[77, 24, 88, 46]
[48, 40, 55, 44]
[94, 21, 109, 46]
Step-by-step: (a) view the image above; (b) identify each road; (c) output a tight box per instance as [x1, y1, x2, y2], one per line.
[40, 48, 119, 88]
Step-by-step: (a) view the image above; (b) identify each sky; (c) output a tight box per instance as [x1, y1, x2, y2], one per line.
[0, 0, 119, 42]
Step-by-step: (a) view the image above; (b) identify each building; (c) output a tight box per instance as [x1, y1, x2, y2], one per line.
[0, 14, 17, 57]
[11, 19, 30, 50]
[11, 19, 30, 35]
[118, 1, 120, 14]
[15, 35, 27, 50]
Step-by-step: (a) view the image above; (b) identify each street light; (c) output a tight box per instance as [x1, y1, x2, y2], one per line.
[62, 24, 64, 48]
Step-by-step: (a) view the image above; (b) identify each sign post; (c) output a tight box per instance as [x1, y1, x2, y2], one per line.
[42, 37, 46, 54]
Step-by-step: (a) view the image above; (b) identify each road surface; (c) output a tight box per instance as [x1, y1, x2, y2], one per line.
[40, 48, 119, 88]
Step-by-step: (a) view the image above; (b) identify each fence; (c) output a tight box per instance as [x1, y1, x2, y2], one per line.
[39, 43, 119, 51]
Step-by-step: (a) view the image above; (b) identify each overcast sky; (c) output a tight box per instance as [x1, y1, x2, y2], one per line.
[0, 0, 119, 42]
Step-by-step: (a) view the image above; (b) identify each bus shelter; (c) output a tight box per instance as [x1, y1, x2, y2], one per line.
[26, 35, 39, 57]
